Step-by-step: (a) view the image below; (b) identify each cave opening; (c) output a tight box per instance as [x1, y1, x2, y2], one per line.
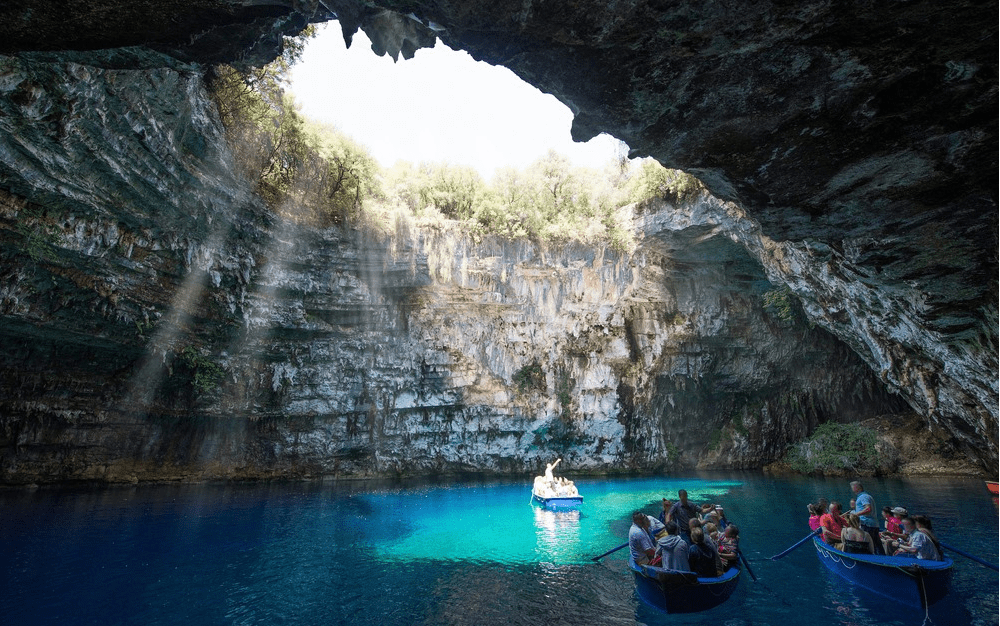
[288, 21, 628, 179]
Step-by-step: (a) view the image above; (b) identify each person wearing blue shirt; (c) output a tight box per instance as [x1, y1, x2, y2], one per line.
[629, 511, 657, 564]
[667, 489, 699, 544]
[851, 480, 885, 555]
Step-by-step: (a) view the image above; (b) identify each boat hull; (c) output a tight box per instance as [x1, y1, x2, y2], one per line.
[531, 492, 583, 509]
[628, 555, 741, 614]
[813, 538, 953, 609]
[986, 481, 998, 495]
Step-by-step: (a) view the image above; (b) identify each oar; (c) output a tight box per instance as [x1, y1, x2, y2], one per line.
[770, 528, 821, 560]
[737, 549, 758, 581]
[591, 542, 629, 561]
[940, 541, 999, 572]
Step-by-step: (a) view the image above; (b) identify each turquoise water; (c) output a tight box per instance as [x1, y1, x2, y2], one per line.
[365, 477, 740, 563]
[1, 474, 996, 626]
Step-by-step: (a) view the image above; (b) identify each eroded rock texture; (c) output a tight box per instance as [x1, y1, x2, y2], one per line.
[0, 0, 996, 480]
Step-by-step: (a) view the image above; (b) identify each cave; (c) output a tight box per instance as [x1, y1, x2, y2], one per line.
[0, 0, 996, 484]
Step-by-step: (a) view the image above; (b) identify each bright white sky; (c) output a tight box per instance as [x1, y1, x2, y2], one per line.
[289, 22, 625, 179]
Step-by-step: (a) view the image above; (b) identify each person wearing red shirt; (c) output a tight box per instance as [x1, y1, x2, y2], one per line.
[820, 501, 847, 548]
[807, 503, 823, 532]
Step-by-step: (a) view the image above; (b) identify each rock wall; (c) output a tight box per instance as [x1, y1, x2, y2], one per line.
[0, 0, 996, 480]
[220, 209, 907, 477]
[0, 53, 911, 483]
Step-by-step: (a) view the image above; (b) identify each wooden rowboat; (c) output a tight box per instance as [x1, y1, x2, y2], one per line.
[530, 489, 583, 509]
[986, 481, 998, 495]
[628, 555, 741, 613]
[530, 473, 582, 509]
[813, 538, 954, 609]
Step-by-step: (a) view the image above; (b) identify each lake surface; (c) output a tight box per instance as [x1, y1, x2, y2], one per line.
[1, 473, 996, 626]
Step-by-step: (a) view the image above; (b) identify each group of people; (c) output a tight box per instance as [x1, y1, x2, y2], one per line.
[807, 480, 943, 561]
[628, 489, 740, 578]
[533, 459, 580, 499]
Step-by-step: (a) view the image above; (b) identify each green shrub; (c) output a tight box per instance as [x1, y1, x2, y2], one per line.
[180, 346, 224, 395]
[16, 222, 59, 263]
[664, 441, 680, 464]
[785, 422, 880, 474]
[707, 429, 723, 451]
[762, 286, 797, 323]
[513, 361, 545, 393]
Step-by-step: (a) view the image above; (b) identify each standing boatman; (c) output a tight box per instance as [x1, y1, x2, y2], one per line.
[667, 489, 699, 545]
[850, 480, 885, 555]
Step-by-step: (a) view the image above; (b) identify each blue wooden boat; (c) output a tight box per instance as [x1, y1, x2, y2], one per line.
[530, 474, 582, 509]
[813, 538, 954, 609]
[530, 491, 583, 509]
[628, 555, 741, 613]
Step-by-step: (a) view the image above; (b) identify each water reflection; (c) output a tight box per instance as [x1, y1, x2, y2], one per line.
[533, 506, 581, 561]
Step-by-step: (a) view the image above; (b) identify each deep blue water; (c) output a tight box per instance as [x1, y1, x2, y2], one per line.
[1, 474, 996, 626]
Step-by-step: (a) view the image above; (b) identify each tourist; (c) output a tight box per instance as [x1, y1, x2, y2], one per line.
[629, 511, 656, 565]
[718, 524, 740, 568]
[850, 480, 885, 555]
[654, 521, 690, 571]
[714, 505, 729, 531]
[703, 509, 721, 529]
[883, 506, 909, 543]
[704, 522, 720, 543]
[700, 503, 715, 522]
[894, 515, 943, 560]
[687, 527, 723, 577]
[533, 475, 555, 498]
[668, 490, 699, 544]
[658, 498, 673, 524]
[840, 513, 875, 554]
[807, 503, 823, 532]
[689, 518, 725, 572]
[888, 516, 915, 554]
[881, 506, 902, 534]
[544, 458, 561, 485]
[879, 506, 902, 553]
[820, 501, 847, 548]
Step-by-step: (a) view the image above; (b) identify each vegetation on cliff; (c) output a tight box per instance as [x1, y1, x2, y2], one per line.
[206, 33, 702, 251]
[784, 422, 893, 475]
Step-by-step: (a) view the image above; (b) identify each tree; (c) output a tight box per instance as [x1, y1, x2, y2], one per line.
[297, 120, 381, 226]
[528, 149, 575, 217]
[626, 158, 704, 205]
[415, 163, 484, 219]
[208, 26, 315, 131]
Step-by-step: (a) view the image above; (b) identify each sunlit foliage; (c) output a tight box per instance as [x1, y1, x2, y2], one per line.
[208, 30, 704, 246]
[208, 26, 380, 226]
[625, 158, 705, 206]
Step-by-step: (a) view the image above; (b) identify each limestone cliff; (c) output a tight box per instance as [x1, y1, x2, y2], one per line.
[0, 54, 909, 482]
[0, 0, 996, 480]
